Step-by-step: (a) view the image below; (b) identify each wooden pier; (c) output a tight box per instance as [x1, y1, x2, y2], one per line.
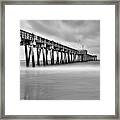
[20, 29, 97, 67]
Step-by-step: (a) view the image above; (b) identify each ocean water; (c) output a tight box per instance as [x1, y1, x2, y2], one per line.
[20, 61, 100, 100]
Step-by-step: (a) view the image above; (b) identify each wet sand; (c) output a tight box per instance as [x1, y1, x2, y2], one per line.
[20, 61, 100, 100]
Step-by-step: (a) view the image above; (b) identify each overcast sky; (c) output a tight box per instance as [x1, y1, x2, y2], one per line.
[20, 20, 100, 59]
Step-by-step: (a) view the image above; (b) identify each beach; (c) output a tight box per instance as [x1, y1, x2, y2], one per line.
[20, 61, 100, 100]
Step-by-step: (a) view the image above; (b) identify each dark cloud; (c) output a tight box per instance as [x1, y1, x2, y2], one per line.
[20, 20, 100, 59]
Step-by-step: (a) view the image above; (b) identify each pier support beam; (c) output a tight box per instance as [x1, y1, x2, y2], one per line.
[70, 53, 72, 63]
[78, 54, 80, 62]
[56, 51, 59, 64]
[68, 52, 70, 63]
[28, 46, 31, 64]
[51, 49, 54, 65]
[37, 46, 41, 66]
[81, 54, 83, 62]
[73, 53, 76, 62]
[42, 48, 46, 66]
[46, 48, 48, 65]
[60, 51, 63, 64]
[25, 45, 29, 67]
[64, 52, 67, 63]
[32, 47, 35, 67]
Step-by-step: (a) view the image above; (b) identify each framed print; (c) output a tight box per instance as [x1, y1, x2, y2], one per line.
[0, 0, 119, 119]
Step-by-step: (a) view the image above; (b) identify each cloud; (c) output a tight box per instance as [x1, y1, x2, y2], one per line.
[20, 20, 100, 59]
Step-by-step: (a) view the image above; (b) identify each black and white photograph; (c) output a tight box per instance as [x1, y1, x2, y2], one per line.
[20, 20, 100, 100]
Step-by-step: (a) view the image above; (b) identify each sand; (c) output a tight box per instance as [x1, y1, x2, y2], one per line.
[20, 61, 100, 100]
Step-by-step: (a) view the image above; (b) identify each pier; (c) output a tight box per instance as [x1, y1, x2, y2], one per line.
[20, 29, 97, 67]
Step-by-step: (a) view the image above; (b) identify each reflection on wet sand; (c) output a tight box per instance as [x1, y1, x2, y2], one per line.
[20, 61, 100, 100]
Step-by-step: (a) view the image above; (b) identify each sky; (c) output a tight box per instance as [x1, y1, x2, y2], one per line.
[20, 20, 100, 59]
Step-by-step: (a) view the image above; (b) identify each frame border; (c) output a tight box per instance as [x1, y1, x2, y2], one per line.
[0, 0, 119, 119]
